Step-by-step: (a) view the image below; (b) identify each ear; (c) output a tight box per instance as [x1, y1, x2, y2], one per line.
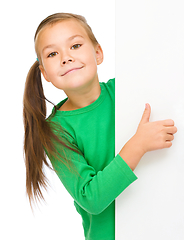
[95, 44, 103, 65]
[39, 65, 50, 82]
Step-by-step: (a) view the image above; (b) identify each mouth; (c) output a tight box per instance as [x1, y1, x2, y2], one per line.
[61, 67, 84, 76]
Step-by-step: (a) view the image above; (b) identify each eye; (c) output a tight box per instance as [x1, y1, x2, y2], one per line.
[48, 52, 58, 58]
[71, 44, 82, 50]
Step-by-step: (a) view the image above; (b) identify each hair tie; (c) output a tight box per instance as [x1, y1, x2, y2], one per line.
[36, 58, 39, 62]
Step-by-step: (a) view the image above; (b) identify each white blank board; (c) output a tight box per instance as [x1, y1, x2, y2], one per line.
[115, 1, 184, 239]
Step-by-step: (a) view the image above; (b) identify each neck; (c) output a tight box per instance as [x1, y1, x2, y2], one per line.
[59, 78, 101, 111]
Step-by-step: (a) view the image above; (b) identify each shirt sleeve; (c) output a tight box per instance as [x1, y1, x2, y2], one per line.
[48, 133, 137, 215]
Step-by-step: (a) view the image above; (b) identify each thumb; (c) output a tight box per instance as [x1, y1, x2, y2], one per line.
[139, 103, 151, 124]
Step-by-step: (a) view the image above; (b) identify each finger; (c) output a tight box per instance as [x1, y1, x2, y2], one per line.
[139, 103, 151, 124]
[163, 119, 175, 126]
[165, 134, 174, 141]
[164, 141, 172, 148]
[165, 126, 178, 134]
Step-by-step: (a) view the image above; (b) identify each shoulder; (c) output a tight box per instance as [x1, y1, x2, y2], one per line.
[106, 78, 115, 89]
[101, 78, 115, 90]
[100, 78, 115, 97]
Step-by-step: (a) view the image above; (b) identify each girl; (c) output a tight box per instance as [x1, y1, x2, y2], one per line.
[23, 13, 177, 240]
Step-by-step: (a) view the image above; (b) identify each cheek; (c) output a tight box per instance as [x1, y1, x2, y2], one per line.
[43, 63, 56, 78]
[84, 53, 98, 69]
[81, 46, 97, 65]
[88, 59, 98, 72]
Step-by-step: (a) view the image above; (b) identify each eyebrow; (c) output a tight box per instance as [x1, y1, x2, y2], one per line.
[68, 34, 84, 41]
[42, 34, 84, 53]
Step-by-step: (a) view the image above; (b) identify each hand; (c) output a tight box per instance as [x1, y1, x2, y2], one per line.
[119, 103, 177, 170]
[135, 103, 177, 154]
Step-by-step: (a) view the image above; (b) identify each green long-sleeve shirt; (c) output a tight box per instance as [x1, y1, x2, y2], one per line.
[47, 78, 137, 240]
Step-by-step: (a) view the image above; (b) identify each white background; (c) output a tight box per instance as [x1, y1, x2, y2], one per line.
[116, 0, 184, 239]
[0, 1, 115, 239]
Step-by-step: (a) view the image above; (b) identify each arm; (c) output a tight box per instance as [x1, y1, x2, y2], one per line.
[49, 138, 137, 215]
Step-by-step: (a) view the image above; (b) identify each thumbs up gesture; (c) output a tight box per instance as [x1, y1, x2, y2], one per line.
[119, 103, 177, 170]
[137, 103, 177, 152]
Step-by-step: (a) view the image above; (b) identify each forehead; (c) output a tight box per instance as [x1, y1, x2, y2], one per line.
[35, 19, 90, 49]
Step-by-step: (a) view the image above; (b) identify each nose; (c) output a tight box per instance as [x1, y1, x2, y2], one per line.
[61, 51, 74, 65]
[62, 59, 73, 65]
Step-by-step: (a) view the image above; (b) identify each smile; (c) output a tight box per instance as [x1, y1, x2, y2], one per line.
[61, 67, 84, 76]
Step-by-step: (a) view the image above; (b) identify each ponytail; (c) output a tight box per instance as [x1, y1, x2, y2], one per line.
[23, 61, 76, 205]
[24, 12, 92, 206]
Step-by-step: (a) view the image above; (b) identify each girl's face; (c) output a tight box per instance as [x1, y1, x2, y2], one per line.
[37, 19, 103, 93]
